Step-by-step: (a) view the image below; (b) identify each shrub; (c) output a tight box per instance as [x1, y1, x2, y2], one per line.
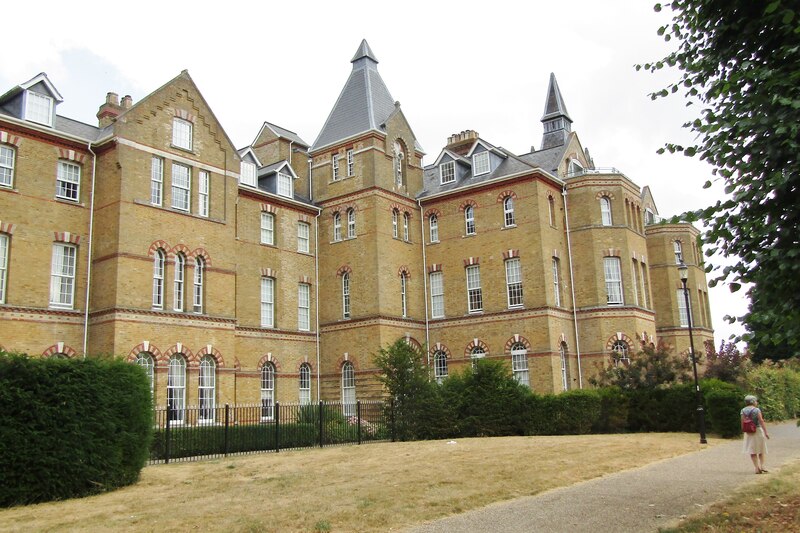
[590, 342, 692, 390]
[0, 353, 152, 507]
[591, 387, 630, 433]
[704, 388, 742, 438]
[745, 363, 800, 421]
[626, 383, 697, 432]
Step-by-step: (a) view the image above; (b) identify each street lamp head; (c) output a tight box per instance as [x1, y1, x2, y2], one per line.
[678, 262, 688, 282]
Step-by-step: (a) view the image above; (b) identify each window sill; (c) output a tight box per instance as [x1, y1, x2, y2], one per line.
[502, 224, 517, 230]
[170, 144, 195, 155]
[54, 196, 83, 207]
[429, 240, 440, 245]
[463, 233, 476, 238]
[0, 186, 19, 194]
[467, 310, 483, 315]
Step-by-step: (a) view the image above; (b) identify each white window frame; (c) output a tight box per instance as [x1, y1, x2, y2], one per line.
[472, 151, 490, 176]
[240, 161, 257, 187]
[299, 363, 311, 405]
[511, 343, 530, 387]
[193, 256, 204, 313]
[470, 346, 486, 370]
[1, 145, 16, 188]
[440, 160, 455, 184]
[347, 209, 356, 239]
[503, 196, 515, 227]
[153, 249, 165, 309]
[552, 258, 561, 307]
[612, 340, 630, 366]
[548, 195, 556, 227]
[0, 234, 8, 303]
[631, 260, 639, 306]
[261, 212, 274, 245]
[136, 352, 155, 396]
[171, 163, 191, 212]
[429, 214, 439, 243]
[394, 147, 404, 187]
[677, 289, 692, 327]
[173, 253, 185, 312]
[342, 362, 356, 417]
[600, 196, 613, 226]
[261, 277, 275, 328]
[172, 117, 192, 150]
[604, 257, 623, 306]
[403, 213, 410, 242]
[466, 265, 483, 313]
[298, 283, 310, 331]
[261, 363, 275, 421]
[560, 343, 570, 391]
[198, 356, 216, 424]
[346, 149, 354, 176]
[464, 205, 476, 235]
[25, 90, 54, 126]
[392, 210, 398, 238]
[332, 154, 340, 180]
[640, 262, 649, 309]
[434, 351, 448, 384]
[297, 222, 310, 253]
[333, 212, 342, 242]
[49, 243, 76, 309]
[430, 271, 444, 318]
[400, 272, 408, 318]
[342, 272, 351, 319]
[167, 355, 186, 423]
[277, 171, 293, 198]
[56, 161, 80, 202]
[198, 170, 209, 217]
[151, 156, 163, 206]
[505, 258, 523, 308]
[674, 240, 684, 264]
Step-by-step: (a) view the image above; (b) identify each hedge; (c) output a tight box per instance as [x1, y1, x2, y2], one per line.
[0, 353, 152, 507]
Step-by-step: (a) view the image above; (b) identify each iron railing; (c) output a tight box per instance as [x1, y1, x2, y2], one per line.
[149, 400, 392, 464]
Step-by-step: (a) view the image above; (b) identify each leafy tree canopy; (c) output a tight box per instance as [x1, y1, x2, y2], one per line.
[640, 1, 800, 358]
[590, 342, 692, 390]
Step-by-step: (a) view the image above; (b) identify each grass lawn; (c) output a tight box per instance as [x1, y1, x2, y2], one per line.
[0, 433, 713, 532]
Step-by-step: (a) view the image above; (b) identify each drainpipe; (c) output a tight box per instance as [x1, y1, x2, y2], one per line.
[562, 186, 583, 388]
[311, 158, 321, 401]
[417, 200, 430, 365]
[82, 142, 98, 359]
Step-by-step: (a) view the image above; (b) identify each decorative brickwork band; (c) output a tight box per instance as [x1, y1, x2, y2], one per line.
[602, 248, 622, 258]
[336, 265, 352, 277]
[427, 264, 442, 273]
[127, 342, 164, 364]
[258, 353, 282, 371]
[0, 130, 21, 146]
[459, 199, 478, 212]
[196, 345, 225, 367]
[174, 109, 196, 123]
[496, 189, 517, 202]
[397, 265, 410, 278]
[261, 268, 275, 278]
[42, 342, 78, 359]
[424, 208, 441, 219]
[595, 191, 616, 200]
[504, 334, 531, 354]
[53, 232, 80, 245]
[260, 203, 277, 213]
[429, 342, 451, 359]
[463, 256, 480, 267]
[464, 338, 489, 358]
[0, 221, 16, 235]
[299, 275, 311, 284]
[57, 148, 86, 164]
[502, 250, 519, 260]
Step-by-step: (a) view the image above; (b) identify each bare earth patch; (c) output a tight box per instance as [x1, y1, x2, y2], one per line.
[0, 433, 713, 532]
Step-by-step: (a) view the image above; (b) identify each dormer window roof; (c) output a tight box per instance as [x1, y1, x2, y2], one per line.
[1, 73, 65, 128]
[237, 147, 262, 188]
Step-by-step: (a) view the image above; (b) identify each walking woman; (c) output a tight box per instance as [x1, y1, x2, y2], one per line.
[741, 395, 770, 474]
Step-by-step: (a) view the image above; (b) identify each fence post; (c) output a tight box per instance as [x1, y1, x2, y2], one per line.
[357, 400, 362, 445]
[275, 402, 280, 453]
[318, 400, 324, 448]
[165, 404, 172, 464]
[390, 399, 396, 442]
[224, 404, 230, 457]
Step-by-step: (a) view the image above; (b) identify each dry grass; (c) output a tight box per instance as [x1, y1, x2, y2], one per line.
[0, 433, 714, 532]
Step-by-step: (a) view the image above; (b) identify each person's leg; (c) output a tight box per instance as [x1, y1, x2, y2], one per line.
[758, 453, 767, 472]
[750, 454, 761, 473]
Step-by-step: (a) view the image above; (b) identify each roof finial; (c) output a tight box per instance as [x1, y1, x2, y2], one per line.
[351, 39, 379, 65]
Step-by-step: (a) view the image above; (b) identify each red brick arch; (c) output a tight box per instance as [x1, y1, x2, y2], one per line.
[196, 345, 225, 367]
[496, 190, 517, 203]
[459, 199, 478, 212]
[336, 264, 352, 277]
[429, 342, 451, 359]
[171, 243, 191, 257]
[464, 338, 490, 359]
[257, 353, 282, 372]
[504, 334, 531, 354]
[127, 342, 164, 364]
[399, 335, 423, 352]
[163, 343, 195, 366]
[595, 190, 616, 200]
[605, 332, 635, 352]
[398, 265, 411, 278]
[191, 247, 212, 266]
[336, 354, 361, 371]
[294, 359, 315, 373]
[41, 343, 78, 358]
[148, 240, 171, 257]
[424, 208, 441, 219]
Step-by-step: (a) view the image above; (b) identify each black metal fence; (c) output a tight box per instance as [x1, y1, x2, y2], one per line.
[149, 400, 392, 464]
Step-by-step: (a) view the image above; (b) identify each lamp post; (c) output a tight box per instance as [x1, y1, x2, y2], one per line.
[678, 261, 707, 444]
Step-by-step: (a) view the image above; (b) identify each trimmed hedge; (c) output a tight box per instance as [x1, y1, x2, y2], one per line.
[0, 353, 152, 507]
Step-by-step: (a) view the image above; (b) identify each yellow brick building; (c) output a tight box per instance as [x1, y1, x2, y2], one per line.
[0, 41, 713, 413]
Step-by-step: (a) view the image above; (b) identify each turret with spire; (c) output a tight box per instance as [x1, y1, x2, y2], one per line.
[540, 73, 573, 151]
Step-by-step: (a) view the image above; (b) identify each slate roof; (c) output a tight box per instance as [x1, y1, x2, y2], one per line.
[541, 72, 572, 122]
[263, 122, 309, 147]
[518, 144, 567, 174]
[255, 160, 313, 205]
[311, 40, 399, 152]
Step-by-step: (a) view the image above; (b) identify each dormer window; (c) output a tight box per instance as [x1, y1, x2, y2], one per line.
[277, 172, 293, 198]
[241, 162, 257, 187]
[472, 151, 489, 176]
[172, 118, 193, 150]
[440, 160, 455, 184]
[25, 91, 54, 126]
[568, 159, 584, 177]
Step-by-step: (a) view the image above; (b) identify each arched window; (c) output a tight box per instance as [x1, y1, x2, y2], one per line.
[611, 340, 630, 367]
[403, 212, 410, 242]
[548, 195, 556, 227]
[392, 209, 399, 238]
[198, 355, 216, 423]
[393, 140, 406, 188]
[152, 249, 165, 309]
[342, 361, 356, 416]
[560, 342, 570, 391]
[674, 240, 683, 264]
[173, 252, 185, 312]
[333, 212, 342, 242]
[470, 346, 485, 370]
[193, 256, 204, 314]
[136, 352, 155, 396]
[434, 350, 448, 384]
[464, 205, 476, 235]
[347, 208, 356, 239]
[429, 214, 439, 243]
[510, 342, 529, 387]
[261, 363, 275, 420]
[342, 272, 351, 319]
[167, 355, 186, 423]
[400, 272, 408, 318]
[503, 196, 515, 227]
[600, 196, 613, 226]
[299, 363, 311, 405]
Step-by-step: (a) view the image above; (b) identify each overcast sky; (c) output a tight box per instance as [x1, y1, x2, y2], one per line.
[1, 0, 749, 346]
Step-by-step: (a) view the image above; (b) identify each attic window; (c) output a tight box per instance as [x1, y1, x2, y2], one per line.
[472, 152, 489, 176]
[25, 91, 54, 126]
[568, 159, 584, 177]
[241, 162, 257, 187]
[440, 161, 455, 184]
[277, 171, 293, 198]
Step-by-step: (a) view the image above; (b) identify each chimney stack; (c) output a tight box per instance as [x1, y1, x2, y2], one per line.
[445, 130, 479, 156]
[97, 91, 127, 127]
[121, 95, 133, 109]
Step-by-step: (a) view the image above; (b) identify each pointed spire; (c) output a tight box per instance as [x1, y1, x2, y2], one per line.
[351, 39, 379, 67]
[540, 73, 573, 151]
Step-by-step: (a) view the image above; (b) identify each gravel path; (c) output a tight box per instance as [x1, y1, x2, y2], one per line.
[406, 421, 800, 533]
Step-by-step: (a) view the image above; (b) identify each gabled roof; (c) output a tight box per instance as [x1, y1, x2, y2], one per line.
[253, 121, 309, 148]
[311, 39, 398, 152]
[432, 149, 470, 167]
[259, 160, 298, 179]
[0, 72, 65, 104]
[466, 138, 507, 159]
[238, 147, 262, 167]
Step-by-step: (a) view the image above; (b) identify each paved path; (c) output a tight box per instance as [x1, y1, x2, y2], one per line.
[406, 421, 800, 533]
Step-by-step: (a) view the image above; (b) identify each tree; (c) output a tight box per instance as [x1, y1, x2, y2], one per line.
[590, 342, 692, 390]
[640, 1, 800, 357]
[703, 340, 750, 383]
